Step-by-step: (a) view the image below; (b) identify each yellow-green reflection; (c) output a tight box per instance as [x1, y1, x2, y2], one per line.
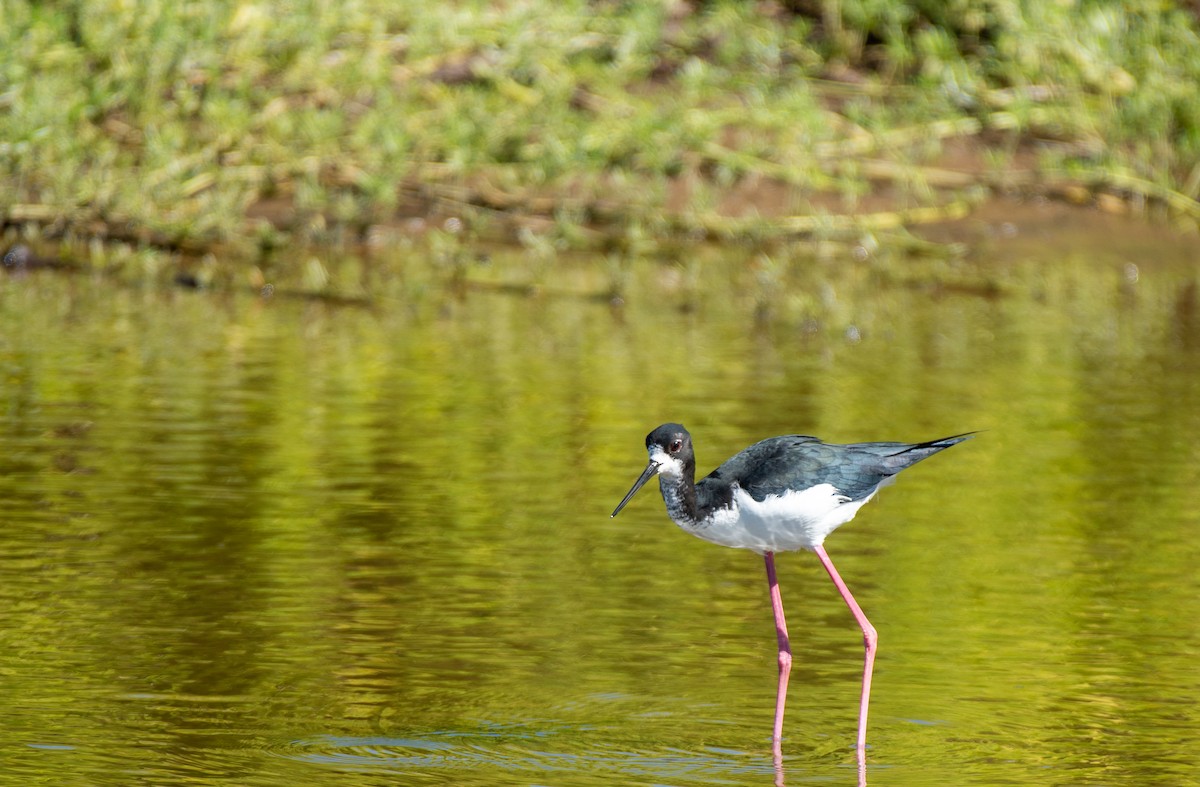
[0, 221, 1197, 785]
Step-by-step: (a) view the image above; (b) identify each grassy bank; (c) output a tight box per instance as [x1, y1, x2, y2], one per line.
[3, 0, 1200, 263]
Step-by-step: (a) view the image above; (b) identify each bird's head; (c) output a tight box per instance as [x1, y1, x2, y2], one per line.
[611, 423, 694, 517]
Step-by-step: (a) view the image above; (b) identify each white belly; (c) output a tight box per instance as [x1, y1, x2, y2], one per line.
[681, 481, 890, 554]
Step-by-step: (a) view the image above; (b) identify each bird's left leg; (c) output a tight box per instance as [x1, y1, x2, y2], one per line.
[764, 551, 792, 758]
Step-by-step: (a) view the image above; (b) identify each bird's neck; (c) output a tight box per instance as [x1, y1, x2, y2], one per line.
[658, 473, 700, 527]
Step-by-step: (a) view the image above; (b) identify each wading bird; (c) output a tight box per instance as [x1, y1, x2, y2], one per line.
[611, 423, 972, 761]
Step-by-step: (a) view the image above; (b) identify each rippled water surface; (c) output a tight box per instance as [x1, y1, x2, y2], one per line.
[2, 207, 1199, 785]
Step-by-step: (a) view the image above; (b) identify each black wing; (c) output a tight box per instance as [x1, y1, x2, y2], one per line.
[700, 433, 973, 504]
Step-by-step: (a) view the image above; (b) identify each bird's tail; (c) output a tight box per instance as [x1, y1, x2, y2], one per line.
[883, 431, 976, 471]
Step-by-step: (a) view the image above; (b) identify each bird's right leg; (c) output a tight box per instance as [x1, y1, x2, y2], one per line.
[812, 544, 876, 761]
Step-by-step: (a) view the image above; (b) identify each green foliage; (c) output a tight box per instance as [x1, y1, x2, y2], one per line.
[1, 0, 1199, 254]
[827, 0, 1200, 178]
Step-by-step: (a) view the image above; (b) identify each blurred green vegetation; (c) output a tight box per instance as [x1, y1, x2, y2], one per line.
[2, 0, 1200, 259]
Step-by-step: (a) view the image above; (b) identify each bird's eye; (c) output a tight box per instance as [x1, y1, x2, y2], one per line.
[670, 439, 683, 453]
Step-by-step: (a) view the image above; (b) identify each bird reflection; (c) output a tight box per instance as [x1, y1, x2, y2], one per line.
[771, 745, 866, 786]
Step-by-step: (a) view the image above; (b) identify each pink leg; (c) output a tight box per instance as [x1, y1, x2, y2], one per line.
[764, 552, 792, 759]
[812, 544, 877, 760]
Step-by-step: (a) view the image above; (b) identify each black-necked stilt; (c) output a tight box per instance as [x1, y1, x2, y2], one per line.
[611, 423, 972, 759]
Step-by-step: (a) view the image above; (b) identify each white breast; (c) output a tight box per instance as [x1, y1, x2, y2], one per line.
[682, 480, 891, 554]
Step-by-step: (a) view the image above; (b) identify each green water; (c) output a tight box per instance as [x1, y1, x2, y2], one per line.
[2, 211, 1199, 786]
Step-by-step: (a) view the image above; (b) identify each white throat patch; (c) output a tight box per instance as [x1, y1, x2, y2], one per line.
[649, 447, 685, 478]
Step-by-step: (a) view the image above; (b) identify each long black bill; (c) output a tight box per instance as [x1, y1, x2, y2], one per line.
[610, 462, 659, 517]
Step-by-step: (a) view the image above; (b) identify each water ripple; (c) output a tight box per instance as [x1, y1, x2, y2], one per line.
[273, 723, 781, 784]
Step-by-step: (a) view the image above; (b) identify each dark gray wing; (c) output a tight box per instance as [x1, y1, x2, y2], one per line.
[699, 433, 973, 504]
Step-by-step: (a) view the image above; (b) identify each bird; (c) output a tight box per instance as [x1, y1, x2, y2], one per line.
[611, 423, 973, 760]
